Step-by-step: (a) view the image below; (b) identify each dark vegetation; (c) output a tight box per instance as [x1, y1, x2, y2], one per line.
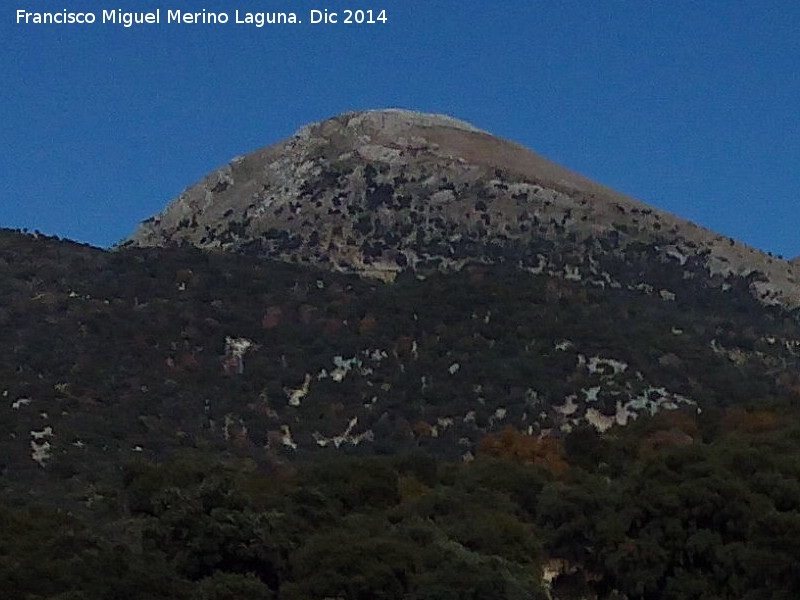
[3, 228, 800, 598]
[5, 411, 800, 599]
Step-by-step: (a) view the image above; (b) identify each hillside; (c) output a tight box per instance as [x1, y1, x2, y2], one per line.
[4, 227, 800, 483]
[4, 110, 800, 599]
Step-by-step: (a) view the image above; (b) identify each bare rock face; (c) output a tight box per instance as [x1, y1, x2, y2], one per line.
[125, 109, 800, 306]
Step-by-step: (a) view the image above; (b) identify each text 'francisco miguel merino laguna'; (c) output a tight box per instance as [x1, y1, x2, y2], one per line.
[15, 9, 389, 27]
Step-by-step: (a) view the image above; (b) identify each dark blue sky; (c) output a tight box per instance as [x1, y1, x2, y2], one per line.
[3, 1, 799, 257]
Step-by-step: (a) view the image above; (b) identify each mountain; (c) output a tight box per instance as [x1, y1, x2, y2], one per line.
[6, 110, 800, 484]
[5, 111, 800, 599]
[125, 109, 800, 307]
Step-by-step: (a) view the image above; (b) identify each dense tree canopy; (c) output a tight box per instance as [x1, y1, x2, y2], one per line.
[4, 409, 800, 599]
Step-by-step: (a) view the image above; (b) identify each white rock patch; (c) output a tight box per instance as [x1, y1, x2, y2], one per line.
[280, 425, 297, 450]
[554, 396, 579, 416]
[586, 356, 628, 376]
[313, 417, 374, 448]
[30, 426, 53, 467]
[12, 397, 31, 410]
[286, 373, 312, 406]
[224, 336, 255, 374]
[583, 386, 602, 403]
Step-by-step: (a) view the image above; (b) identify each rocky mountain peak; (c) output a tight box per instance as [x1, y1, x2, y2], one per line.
[298, 108, 491, 136]
[124, 109, 800, 307]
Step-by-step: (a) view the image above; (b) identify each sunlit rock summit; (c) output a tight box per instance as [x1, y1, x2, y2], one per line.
[125, 109, 800, 307]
